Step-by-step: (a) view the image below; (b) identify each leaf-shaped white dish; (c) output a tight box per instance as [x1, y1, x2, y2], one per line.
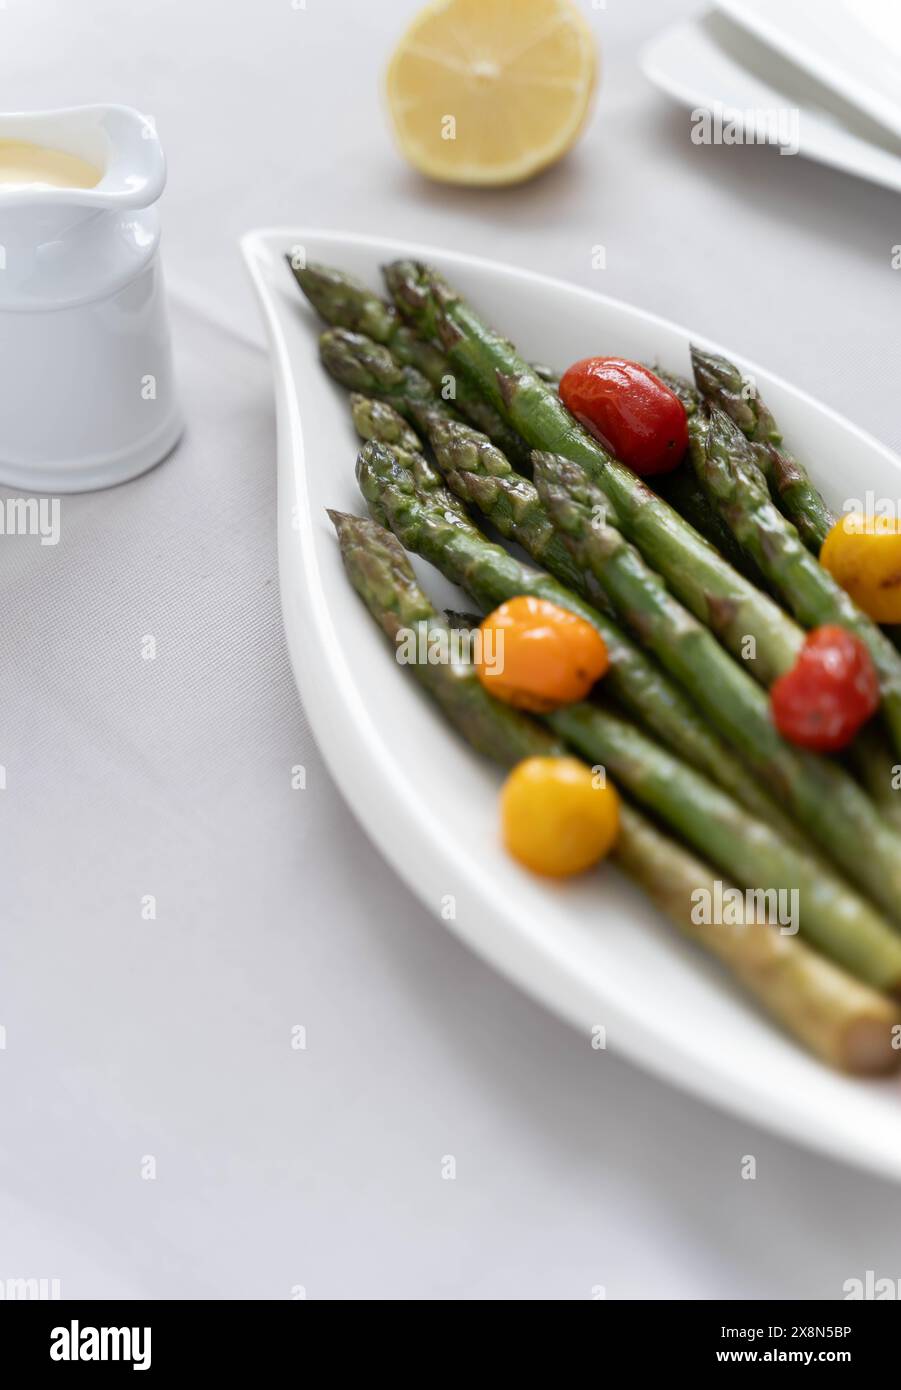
[241, 227, 901, 1181]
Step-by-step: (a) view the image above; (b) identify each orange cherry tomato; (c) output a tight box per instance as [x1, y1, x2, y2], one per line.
[476, 595, 609, 712]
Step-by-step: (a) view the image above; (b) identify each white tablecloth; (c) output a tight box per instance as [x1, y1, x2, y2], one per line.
[2, 0, 901, 1299]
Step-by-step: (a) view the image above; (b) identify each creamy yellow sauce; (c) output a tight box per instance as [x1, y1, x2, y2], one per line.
[0, 139, 102, 190]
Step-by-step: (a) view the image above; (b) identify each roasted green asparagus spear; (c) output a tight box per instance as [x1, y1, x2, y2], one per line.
[289, 259, 531, 466]
[320, 327, 446, 424]
[694, 400, 901, 758]
[328, 509, 550, 763]
[357, 399, 901, 870]
[653, 465, 765, 587]
[549, 700, 901, 993]
[848, 725, 901, 834]
[611, 808, 899, 1075]
[347, 393, 422, 454]
[678, 370, 900, 791]
[691, 344, 835, 552]
[381, 404, 804, 843]
[531, 450, 901, 916]
[324, 326, 782, 646]
[347, 400, 812, 848]
[357, 438, 901, 923]
[353, 395, 594, 601]
[382, 260, 800, 685]
[327, 328, 754, 591]
[330, 327, 899, 848]
[652, 367, 770, 587]
[345, 392, 473, 528]
[330, 508, 901, 1056]
[353, 439, 790, 828]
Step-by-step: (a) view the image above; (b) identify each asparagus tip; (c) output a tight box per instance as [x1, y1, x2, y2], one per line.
[532, 451, 596, 505]
[326, 507, 361, 546]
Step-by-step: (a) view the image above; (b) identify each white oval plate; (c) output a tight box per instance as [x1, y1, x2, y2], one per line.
[241, 227, 901, 1182]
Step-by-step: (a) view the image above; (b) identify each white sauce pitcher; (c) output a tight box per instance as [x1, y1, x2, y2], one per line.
[0, 104, 183, 492]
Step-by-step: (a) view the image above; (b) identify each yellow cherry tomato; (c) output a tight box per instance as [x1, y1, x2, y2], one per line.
[820, 514, 901, 623]
[476, 595, 609, 712]
[501, 756, 620, 877]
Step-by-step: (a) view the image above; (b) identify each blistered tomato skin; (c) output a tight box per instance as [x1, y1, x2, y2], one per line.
[770, 625, 880, 752]
[559, 357, 689, 476]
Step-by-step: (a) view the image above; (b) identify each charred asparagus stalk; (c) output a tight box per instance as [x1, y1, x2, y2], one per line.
[652, 366, 770, 587]
[330, 509, 901, 1065]
[382, 259, 801, 685]
[289, 259, 531, 465]
[531, 450, 901, 919]
[345, 392, 471, 527]
[691, 344, 835, 552]
[324, 327, 786, 661]
[347, 393, 422, 454]
[353, 395, 594, 602]
[357, 437, 901, 925]
[353, 437, 787, 830]
[329, 330, 900, 854]
[694, 398, 901, 759]
[391, 406, 805, 843]
[849, 725, 901, 834]
[362, 399, 898, 870]
[320, 327, 446, 425]
[612, 808, 900, 1075]
[549, 700, 901, 993]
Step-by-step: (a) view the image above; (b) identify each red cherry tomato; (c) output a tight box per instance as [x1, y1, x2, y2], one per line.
[558, 357, 689, 476]
[770, 626, 880, 752]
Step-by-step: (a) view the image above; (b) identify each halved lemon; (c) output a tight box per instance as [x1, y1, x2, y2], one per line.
[385, 0, 599, 187]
